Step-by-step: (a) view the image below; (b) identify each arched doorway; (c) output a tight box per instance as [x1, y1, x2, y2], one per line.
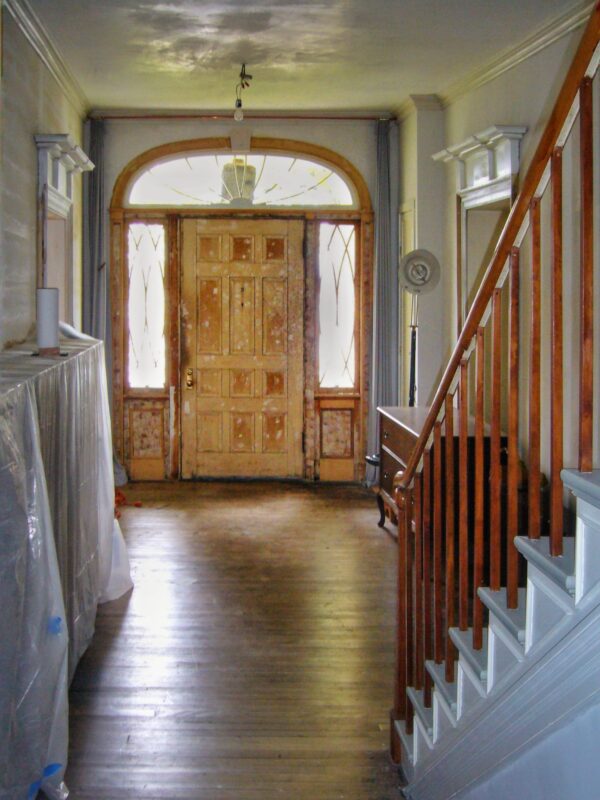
[109, 137, 373, 481]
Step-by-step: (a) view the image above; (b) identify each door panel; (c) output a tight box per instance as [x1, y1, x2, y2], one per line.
[181, 218, 304, 478]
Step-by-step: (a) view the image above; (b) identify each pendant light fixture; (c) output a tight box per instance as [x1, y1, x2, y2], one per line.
[233, 63, 252, 121]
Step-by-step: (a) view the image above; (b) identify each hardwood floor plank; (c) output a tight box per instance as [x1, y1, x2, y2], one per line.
[66, 482, 401, 799]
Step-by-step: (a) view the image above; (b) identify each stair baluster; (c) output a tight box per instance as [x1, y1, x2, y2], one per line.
[579, 76, 594, 474]
[507, 248, 521, 606]
[473, 328, 486, 645]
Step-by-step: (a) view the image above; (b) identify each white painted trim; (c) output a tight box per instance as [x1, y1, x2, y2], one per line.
[585, 41, 600, 77]
[439, 1, 593, 108]
[433, 126, 528, 164]
[408, 597, 600, 800]
[4, 0, 88, 115]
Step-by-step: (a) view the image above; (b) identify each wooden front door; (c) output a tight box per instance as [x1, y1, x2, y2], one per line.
[181, 218, 305, 478]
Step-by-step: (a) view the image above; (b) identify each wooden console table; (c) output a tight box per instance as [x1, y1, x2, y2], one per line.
[377, 406, 431, 527]
[376, 406, 507, 532]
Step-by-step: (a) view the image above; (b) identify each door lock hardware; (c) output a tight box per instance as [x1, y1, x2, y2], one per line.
[185, 368, 194, 388]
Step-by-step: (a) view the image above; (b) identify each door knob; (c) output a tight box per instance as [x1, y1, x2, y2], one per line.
[185, 368, 194, 388]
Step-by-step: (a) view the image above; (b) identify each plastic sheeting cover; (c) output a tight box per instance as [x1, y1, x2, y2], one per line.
[32, 342, 114, 676]
[0, 382, 68, 800]
[0, 339, 132, 799]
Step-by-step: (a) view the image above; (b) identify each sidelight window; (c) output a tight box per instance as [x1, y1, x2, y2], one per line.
[318, 223, 356, 389]
[127, 222, 166, 388]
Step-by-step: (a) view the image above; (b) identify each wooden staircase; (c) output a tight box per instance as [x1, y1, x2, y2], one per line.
[390, 5, 600, 797]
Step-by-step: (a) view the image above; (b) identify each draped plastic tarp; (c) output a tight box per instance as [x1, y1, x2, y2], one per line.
[32, 342, 114, 675]
[0, 381, 69, 800]
[0, 340, 132, 799]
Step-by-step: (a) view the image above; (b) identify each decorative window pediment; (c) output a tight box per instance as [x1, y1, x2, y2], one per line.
[433, 125, 527, 209]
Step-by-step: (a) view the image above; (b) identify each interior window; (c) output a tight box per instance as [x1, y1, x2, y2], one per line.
[127, 222, 166, 388]
[128, 153, 355, 208]
[318, 222, 356, 389]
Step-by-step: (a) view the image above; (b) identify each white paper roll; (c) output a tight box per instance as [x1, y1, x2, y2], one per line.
[37, 287, 59, 351]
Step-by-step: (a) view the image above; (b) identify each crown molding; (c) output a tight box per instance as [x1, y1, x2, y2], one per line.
[4, 0, 89, 116]
[439, 1, 594, 107]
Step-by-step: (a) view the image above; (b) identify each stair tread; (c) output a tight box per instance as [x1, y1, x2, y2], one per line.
[562, 469, 600, 507]
[406, 687, 433, 734]
[514, 536, 575, 594]
[449, 627, 488, 680]
[426, 660, 457, 711]
[478, 587, 527, 643]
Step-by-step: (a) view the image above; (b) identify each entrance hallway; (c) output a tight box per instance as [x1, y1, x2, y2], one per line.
[66, 482, 402, 799]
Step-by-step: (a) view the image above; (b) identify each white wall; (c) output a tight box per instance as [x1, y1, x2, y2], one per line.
[440, 28, 583, 353]
[398, 21, 599, 471]
[0, 9, 85, 349]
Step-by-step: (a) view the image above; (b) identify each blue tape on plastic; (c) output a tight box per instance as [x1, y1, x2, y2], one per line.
[47, 616, 63, 635]
[28, 763, 62, 798]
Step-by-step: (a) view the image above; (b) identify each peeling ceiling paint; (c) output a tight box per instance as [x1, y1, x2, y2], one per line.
[28, 0, 587, 113]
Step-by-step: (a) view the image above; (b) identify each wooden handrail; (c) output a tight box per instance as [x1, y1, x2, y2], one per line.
[395, 1, 600, 491]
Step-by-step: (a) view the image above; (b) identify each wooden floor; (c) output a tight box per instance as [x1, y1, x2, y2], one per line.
[66, 482, 402, 799]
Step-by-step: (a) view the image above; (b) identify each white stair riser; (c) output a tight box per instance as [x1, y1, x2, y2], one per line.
[396, 720, 415, 778]
[525, 564, 574, 652]
[457, 659, 487, 719]
[575, 497, 600, 603]
[487, 617, 524, 691]
[433, 691, 457, 743]
[413, 715, 434, 765]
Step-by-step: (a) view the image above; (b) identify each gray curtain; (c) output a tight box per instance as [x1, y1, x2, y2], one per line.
[367, 119, 399, 481]
[82, 118, 108, 341]
[82, 119, 127, 485]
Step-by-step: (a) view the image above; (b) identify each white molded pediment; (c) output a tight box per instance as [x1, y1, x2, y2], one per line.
[35, 133, 94, 204]
[433, 125, 527, 209]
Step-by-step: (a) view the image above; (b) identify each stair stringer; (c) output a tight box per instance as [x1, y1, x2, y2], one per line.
[402, 588, 600, 800]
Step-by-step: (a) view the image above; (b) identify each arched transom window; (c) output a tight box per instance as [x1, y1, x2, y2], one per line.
[128, 152, 357, 208]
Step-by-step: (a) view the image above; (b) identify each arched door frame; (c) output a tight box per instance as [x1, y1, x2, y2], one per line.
[110, 136, 374, 481]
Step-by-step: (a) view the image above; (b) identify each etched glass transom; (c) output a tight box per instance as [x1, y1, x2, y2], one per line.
[128, 153, 355, 208]
[127, 223, 166, 388]
[318, 223, 356, 389]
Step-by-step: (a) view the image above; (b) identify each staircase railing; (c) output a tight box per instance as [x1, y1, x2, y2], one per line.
[391, 2, 600, 764]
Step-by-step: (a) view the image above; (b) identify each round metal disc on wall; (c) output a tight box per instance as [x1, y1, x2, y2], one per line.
[399, 249, 441, 294]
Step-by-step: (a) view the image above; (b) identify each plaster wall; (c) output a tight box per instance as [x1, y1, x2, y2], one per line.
[441, 29, 582, 349]
[433, 24, 600, 471]
[0, 10, 85, 349]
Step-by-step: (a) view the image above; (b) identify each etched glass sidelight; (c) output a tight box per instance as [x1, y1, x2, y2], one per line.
[128, 154, 355, 208]
[318, 223, 356, 389]
[127, 223, 166, 388]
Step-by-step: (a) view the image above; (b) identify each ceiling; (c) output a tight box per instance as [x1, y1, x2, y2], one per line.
[27, 0, 588, 114]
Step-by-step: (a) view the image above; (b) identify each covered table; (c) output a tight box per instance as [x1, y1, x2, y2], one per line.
[0, 340, 132, 800]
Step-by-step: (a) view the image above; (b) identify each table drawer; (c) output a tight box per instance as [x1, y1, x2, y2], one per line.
[380, 414, 418, 464]
[380, 447, 404, 497]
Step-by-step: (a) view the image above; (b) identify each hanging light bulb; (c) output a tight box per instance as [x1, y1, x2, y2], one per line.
[233, 64, 251, 122]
